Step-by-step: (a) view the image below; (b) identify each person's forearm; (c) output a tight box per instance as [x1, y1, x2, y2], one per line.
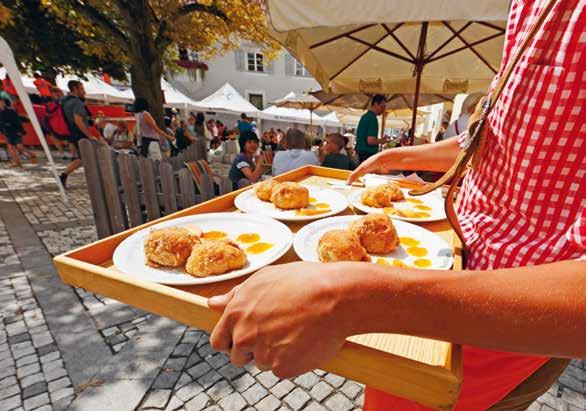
[74, 116, 94, 139]
[377, 137, 459, 172]
[333, 260, 586, 358]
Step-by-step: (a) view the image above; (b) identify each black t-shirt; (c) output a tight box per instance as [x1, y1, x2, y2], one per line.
[175, 126, 191, 151]
[322, 153, 356, 171]
[61, 96, 90, 140]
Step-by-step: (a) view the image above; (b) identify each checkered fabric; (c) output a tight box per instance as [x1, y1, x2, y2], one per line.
[457, 0, 586, 270]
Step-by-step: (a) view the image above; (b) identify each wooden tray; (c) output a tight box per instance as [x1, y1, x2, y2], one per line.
[54, 166, 463, 410]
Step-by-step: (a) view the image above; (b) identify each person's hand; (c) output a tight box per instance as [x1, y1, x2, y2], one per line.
[347, 151, 394, 184]
[208, 262, 349, 378]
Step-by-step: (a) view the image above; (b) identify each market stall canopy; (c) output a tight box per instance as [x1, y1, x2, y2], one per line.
[193, 82, 259, 116]
[56, 74, 132, 103]
[0, 68, 67, 95]
[120, 79, 201, 110]
[321, 111, 341, 128]
[311, 90, 455, 111]
[260, 105, 324, 126]
[272, 91, 323, 111]
[264, 0, 508, 94]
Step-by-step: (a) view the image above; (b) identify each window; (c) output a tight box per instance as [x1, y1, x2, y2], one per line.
[295, 60, 310, 77]
[249, 93, 264, 110]
[247, 52, 265, 72]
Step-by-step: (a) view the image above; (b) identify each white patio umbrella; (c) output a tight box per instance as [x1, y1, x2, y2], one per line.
[264, 0, 508, 141]
[272, 92, 324, 133]
[0, 37, 66, 202]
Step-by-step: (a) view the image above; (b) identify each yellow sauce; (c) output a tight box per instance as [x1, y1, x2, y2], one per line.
[295, 208, 331, 216]
[236, 233, 261, 244]
[314, 203, 331, 209]
[399, 237, 420, 247]
[406, 246, 428, 257]
[202, 231, 227, 240]
[398, 209, 431, 219]
[415, 204, 432, 211]
[383, 206, 397, 215]
[414, 212, 431, 218]
[308, 197, 317, 203]
[413, 258, 432, 268]
[245, 242, 274, 254]
[375, 258, 390, 266]
[392, 259, 410, 268]
[406, 198, 424, 204]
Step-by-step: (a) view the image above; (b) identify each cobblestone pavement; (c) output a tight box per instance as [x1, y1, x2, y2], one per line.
[0, 154, 584, 411]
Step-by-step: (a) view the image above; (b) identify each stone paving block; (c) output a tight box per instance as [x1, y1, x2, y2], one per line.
[8, 332, 31, 345]
[197, 370, 223, 389]
[0, 357, 14, 369]
[242, 383, 269, 405]
[2, 394, 21, 410]
[42, 358, 64, 372]
[340, 380, 363, 400]
[48, 376, 71, 393]
[165, 395, 184, 411]
[153, 371, 181, 389]
[12, 346, 35, 360]
[172, 343, 193, 358]
[185, 392, 211, 411]
[141, 389, 172, 409]
[182, 331, 202, 345]
[559, 373, 584, 393]
[561, 388, 586, 408]
[270, 380, 295, 399]
[218, 392, 248, 411]
[207, 353, 229, 369]
[255, 394, 281, 411]
[0, 383, 20, 400]
[165, 357, 188, 371]
[243, 363, 262, 376]
[257, 371, 280, 389]
[218, 363, 246, 381]
[1, 375, 18, 389]
[36, 342, 57, 357]
[325, 392, 354, 411]
[294, 372, 320, 390]
[355, 392, 364, 407]
[233, 373, 256, 392]
[20, 372, 44, 388]
[176, 372, 193, 390]
[15, 354, 37, 368]
[186, 352, 202, 369]
[303, 402, 327, 411]
[324, 373, 345, 388]
[17, 362, 41, 379]
[43, 366, 67, 382]
[203, 406, 221, 411]
[23, 392, 49, 410]
[176, 381, 205, 403]
[22, 381, 47, 399]
[208, 380, 234, 402]
[39, 351, 60, 364]
[197, 343, 213, 358]
[283, 387, 311, 410]
[188, 362, 212, 379]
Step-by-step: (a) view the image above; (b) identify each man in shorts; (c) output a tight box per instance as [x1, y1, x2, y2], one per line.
[0, 98, 37, 167]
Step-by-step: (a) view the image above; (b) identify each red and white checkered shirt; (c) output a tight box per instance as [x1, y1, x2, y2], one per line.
[457, 0, 586, 270]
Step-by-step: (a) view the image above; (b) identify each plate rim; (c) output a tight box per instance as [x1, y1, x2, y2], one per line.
[113, 212, 293, 285]
[348, 188, 446, 223]
[293, 214, 454, 269]
[234, 185, 349, 222]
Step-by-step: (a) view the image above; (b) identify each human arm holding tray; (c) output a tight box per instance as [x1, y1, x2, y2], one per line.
[347, 137, 461, 183]
[209, 259, 586, 378]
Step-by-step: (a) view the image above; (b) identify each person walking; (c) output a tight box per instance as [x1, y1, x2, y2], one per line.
[0, 98, 37, 167]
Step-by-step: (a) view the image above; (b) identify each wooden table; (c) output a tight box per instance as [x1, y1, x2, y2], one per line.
[54, 166, 463, 410]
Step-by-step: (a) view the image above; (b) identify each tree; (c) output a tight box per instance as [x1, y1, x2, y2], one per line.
[0, 0, 126, 80]
[43, 0, 279, 124]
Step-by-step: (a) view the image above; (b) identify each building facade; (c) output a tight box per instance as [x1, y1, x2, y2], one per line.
[168, 44, 320, 109]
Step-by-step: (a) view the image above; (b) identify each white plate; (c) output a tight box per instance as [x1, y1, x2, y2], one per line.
[234, 184, 349, 222]
[113, 213, 293, 285]
[294, 215, 453, 270]
[349, 187, 446, 222]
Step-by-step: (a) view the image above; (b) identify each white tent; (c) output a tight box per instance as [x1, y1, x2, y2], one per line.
[321, 111, 342, 128]
[192, 83, 259, 117]
[0, 37, 66, 201]
[260, 105, 324, 126]
[56, 74, 132, 103]
[0, 67, 67, 95]
[119, 79, 201, 111]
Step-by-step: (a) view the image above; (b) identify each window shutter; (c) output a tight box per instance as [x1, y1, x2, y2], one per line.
[234, 49, 244, 71]
[285, 54, 294, 76]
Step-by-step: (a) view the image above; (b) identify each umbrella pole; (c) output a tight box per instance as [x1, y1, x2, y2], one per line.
[410, 22, 428, 145]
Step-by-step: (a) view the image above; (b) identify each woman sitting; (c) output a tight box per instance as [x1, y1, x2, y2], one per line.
[228, 130, 265, 189]
[272, 128, 319, 176]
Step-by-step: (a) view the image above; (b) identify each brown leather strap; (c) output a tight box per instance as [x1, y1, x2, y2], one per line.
[409, 0, 558, 265]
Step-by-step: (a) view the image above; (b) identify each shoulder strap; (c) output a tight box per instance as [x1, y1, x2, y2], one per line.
[409, 0, 558, 266]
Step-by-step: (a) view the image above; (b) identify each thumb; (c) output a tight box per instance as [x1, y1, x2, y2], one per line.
[208, 286, 238, 312]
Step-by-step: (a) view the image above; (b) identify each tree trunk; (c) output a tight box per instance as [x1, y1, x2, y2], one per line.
[125, 0, 166, 127]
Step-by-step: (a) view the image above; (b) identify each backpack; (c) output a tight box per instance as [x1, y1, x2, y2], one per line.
[45, 98, 71, 138]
